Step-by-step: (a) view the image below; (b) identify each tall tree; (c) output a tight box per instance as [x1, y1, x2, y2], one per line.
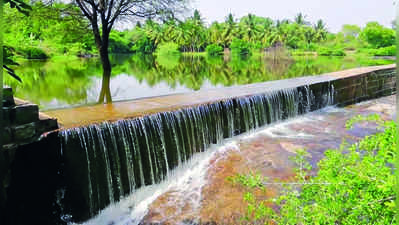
[222, 13, 236, 47]
[74, 0, 186, 103]
[294, 12, 309, 25]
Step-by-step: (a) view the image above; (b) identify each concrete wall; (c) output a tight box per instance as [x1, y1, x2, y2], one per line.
[333, 67, 396, 106]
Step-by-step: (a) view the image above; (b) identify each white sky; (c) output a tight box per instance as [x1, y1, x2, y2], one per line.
[192, 0, 397, 32]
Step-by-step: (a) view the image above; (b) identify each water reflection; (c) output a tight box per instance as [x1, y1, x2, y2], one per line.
[4, 54, 393, 111]
[98, 74, 112, 104]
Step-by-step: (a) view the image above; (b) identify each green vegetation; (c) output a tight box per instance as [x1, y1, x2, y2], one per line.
[4, 2, 94, 58]
[317, 46, 346, 56]
[360, 22, 395, 48]
[230, 38, 251, 56]
[230, 114, 396, 224]
[3, 0, 32, 81]
[205, 44, 224, 56]
[22, 47, 48, 59]
[155, 42, 181, 56]
[5, 3, 396, 60]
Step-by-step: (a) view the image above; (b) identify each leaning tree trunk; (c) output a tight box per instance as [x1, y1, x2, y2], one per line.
[98, 37, 112, 104]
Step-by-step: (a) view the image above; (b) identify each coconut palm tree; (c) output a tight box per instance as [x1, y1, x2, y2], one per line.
[314, 19, 328, 41]
[239, 14, 259, 43]
[209, 22, 224, 46]
[294, 13, 309, 25]
[222, 13, 237, 47]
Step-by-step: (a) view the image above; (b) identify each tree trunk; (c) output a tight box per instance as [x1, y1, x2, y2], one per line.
[98, 34, 112, 104]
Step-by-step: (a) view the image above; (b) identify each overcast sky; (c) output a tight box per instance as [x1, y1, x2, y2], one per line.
[192, 0, 397, 32]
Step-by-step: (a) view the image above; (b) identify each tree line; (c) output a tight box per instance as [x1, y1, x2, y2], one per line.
[4, 2, 396, 59]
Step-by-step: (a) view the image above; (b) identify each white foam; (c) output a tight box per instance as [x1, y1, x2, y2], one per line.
[75, 107, 346, 225]
[75, 140, 239, 225]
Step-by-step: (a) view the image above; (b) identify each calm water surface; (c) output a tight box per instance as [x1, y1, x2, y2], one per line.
[5, 54, 393, 111]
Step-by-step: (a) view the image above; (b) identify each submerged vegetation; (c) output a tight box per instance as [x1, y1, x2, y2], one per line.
[230, 114, 396, 224]
[4, 3, 396, 61]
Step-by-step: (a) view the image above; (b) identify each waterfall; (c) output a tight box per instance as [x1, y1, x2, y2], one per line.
[58, 83, 335, 221]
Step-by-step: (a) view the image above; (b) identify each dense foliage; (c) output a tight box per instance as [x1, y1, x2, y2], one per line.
[230, 114, 396, 224]
[360, 22, 395, 48]
[155, 42, 181, 56]
[5, 3, 396, 59]
[4, 2, 95, 57]
[205, 44, 224, 56]
[230, 38, 252, 56]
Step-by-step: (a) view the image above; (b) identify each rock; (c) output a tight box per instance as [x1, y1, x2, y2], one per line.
[12, 122, 36, 142]
[12, 104, 39, 125]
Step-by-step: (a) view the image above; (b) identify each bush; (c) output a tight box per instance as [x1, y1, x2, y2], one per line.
[206, 44, 224, 56]
[67, 43, 86, 56]
[231, 114, 396, 224]
[155, 42, 181, 56]
[296, 41, 319, 51]
[360, 22, 395, 48]
[373, 45, 396, 56]
[230, 38, 251, 56]
[357, 45, 396, 56]
[109, 31, 132, 53]
[23, 47, 48, 59]
[317, 46, 346, 56]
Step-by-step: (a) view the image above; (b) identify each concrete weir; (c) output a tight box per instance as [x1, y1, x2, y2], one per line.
[0, 64, 396, 225]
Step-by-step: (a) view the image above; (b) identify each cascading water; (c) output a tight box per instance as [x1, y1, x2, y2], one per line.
[58, 83, 335, 222]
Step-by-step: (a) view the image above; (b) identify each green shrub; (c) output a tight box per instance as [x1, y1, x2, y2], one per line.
[109, 31, 132, 53]
[23, 47, 48, 59]
[67, 43, 86, 56]
[357, 45, 396, 56]
[317, 46, 346, 56]
[360, 22, 395, 48]
[206, 44, 224, 56]
[231, 114, 396, 224]
[155, 42, 181, 56]
[297, 41, 319, 51]
[230, 38, 251, 56]
[373, 45, 396, 56]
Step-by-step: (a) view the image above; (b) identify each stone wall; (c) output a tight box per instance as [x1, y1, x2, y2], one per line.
[332, 67, 396, 106]
[1, 88, 59, 225]
[2, 87, 58, 149]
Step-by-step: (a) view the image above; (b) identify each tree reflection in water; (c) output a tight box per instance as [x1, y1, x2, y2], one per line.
[4, 54, 393, 110]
